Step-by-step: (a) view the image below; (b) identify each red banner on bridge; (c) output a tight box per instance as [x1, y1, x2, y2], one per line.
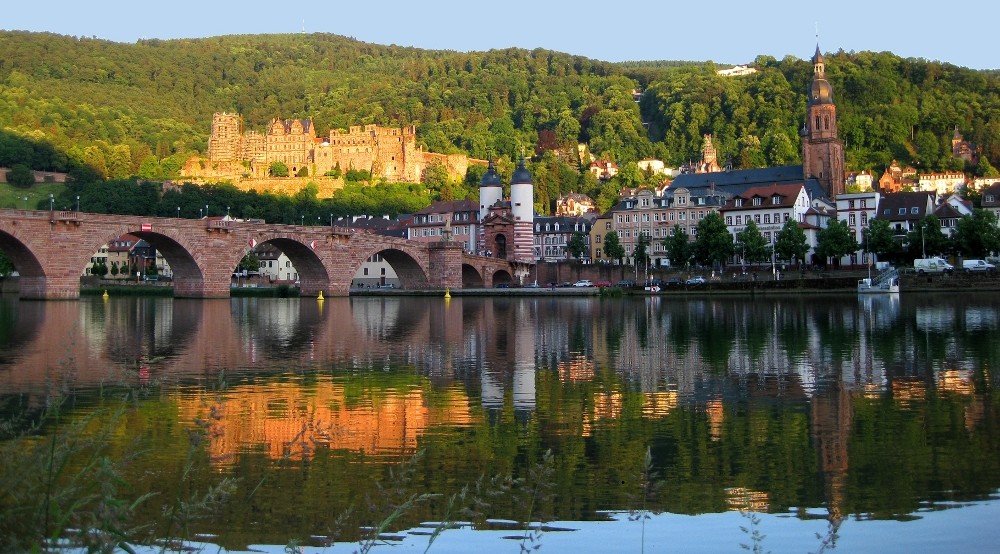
[141, 223, 152, 232]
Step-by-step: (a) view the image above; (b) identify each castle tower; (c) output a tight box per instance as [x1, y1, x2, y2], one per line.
[801, 45, 846, 198]
[509, 158, 535, 261]
[207, 112, 242, 162]
[478, 160, 504, 253]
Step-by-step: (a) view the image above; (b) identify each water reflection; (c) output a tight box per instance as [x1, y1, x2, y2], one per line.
[1, 293, 998, 549]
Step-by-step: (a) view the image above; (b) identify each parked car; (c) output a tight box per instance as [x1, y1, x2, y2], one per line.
[643, 278, 663, 288]
[914, 257, 954, 274]
[595, 280, 613, 288]
[616, 279, 635, 288]
[573, 279, 594, 287]
[962, 259, 996, 272]
[496, 283, 510, 289]
[558, 282, 574, 288]
[685, 276, 706, 286]
[664, 277, 683, 288]
[525, 281, 541, 288]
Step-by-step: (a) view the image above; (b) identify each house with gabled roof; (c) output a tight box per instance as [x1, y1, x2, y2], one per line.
[720, 184, 814, 267]
[874, 191, 937, 237]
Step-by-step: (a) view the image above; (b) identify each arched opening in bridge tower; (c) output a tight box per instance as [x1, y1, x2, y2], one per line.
[493, 234, 507, 259]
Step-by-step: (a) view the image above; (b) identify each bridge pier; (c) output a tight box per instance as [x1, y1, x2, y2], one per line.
[428, 242, 464, 289]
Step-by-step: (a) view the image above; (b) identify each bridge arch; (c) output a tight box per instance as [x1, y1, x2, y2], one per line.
[349, 244, 429, 291]
[250, 235, 331, 297]
[462, 264, 485, 288]
[0, 228, 47, 298]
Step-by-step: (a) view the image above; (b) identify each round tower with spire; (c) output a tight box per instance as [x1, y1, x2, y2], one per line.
[509, 158, 535, 261]
[478, 160, 503, 253]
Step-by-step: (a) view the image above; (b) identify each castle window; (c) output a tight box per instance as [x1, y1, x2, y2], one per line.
[824, 116, 829, 130]
[815, 116, 821, 130]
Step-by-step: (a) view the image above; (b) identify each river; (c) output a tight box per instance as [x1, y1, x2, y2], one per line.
[1, 292, 998, 553]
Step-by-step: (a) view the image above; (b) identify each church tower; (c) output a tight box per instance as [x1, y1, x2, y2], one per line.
[801, 45, 845, 198]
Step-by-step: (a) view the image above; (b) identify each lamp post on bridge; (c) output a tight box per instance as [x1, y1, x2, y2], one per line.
[329, 213, 333, 227]
[76, 195, 80, 212]
[49, 194, 54, 212]
[177, 206, 180, 219]
[23, 196, 28, 210]
[300, 215, 304, 226]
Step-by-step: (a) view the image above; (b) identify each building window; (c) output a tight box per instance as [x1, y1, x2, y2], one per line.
[754, 214, 761, 223]
[764, 214, 771, 224]
[849, 200, 855, 209]
[736, 215, 742, 225]
[911, 207, 919, 214]
[849, 214, 856, 225]
[898, 208, 906, 215]
[726, 216, 733, 225]
[772, 196, 780, 205]
[753, 197, 762, 206]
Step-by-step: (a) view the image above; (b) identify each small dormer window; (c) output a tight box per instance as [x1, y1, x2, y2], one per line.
[898, 208, 906, 215]
[752, 197, 762, 206]
[911, 207, 919, 214]
[772, 196, 781, 205]
[735, 199, 743, 207]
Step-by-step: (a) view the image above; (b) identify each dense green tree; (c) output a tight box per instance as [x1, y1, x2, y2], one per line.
[238, 253, 260, 274]
[603, 230, 626, 263]
[736, 220, 771, 265]
[774, 218, 809, 265]
[0, 250, 14, 276]
[862, 218, 901, 263]
[815, 220, 859, 266]
[662, 225, 691, 267]
[906, 215, 949, 257]
[567, 232, 587, 260]
[693, 212, 734, 267]
[632, 233, 651, 268]
[269, 161, 289, 177]
[952, 208, 1000, 257]
[5, 164, 34, 188]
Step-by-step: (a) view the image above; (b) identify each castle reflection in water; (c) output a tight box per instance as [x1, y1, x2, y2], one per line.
[1, 293, 995, 524]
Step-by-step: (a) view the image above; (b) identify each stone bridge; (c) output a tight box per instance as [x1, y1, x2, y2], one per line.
[0, 209, 525, 299]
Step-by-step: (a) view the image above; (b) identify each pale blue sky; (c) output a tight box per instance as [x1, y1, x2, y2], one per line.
[4, 1, 997, 70]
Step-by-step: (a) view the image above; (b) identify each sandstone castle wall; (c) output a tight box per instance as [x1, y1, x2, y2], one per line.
[200, 112, 482, 184]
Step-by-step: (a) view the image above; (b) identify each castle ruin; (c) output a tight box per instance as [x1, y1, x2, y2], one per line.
[199, 112, 479, 184]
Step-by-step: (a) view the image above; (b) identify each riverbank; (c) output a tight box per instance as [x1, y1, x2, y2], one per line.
[5, 270, 999, 298]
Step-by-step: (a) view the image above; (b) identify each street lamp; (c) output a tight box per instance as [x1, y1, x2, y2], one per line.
[329, 213, 333, 227]
[227, 206, 231, 219]
[177, 206, 180, 218]
[49, 194, 54, 211]
[76, 195, 80, 211]
[205, 204, 209, 218]
[300, 215, 305, 226]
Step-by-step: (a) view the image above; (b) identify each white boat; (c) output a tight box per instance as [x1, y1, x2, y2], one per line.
[858, 266, 900, 294]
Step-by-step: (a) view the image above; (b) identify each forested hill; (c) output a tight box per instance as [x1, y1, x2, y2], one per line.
[1, 30, 999, 191]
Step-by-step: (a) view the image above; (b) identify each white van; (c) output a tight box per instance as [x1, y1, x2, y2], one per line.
[962, 259, 996, 272]
[914, 257, 954, 274]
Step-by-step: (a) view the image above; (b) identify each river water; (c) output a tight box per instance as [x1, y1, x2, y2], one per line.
[1, 292, 999, 552]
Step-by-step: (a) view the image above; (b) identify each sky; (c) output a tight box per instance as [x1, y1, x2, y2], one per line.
[3, 1, 998, 70]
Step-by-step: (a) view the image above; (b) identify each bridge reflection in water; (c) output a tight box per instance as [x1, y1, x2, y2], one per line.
[1, 293, 998, 549]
